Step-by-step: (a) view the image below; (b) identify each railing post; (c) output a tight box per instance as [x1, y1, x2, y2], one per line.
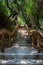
[1, 33, 4, 52]
[31, 33, 35, 48]
[9, 35, 11, 47]
[37, 32, 40, 52]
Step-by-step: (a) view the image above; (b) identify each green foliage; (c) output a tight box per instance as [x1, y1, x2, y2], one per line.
[22, 0, 34, 17]
[39, 19, 43, 30]
[0, 1, 15, 30]
[0, 0, 43, 30]
[0, 1, 10, 17]
[8, 0, 18, 12]
[17, 12, 25, 26]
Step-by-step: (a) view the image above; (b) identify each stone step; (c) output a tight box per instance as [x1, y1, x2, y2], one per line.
[0, 47, 42, 59]
[15, 43, 31, 46]
[0, 53, 43, 60]
[0, 59, 43, 65]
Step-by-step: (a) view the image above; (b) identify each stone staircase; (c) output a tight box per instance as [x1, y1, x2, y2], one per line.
[0, 28, 43, 65]
[0, 47, 43, 65]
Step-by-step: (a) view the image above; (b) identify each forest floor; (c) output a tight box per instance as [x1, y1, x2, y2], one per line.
[0, 27, 43, 65]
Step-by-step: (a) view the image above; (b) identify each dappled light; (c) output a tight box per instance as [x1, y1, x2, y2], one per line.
[0, 59, 43, 64]
[20, 60, 27, 64]
[18, 28, 28, 38]
[0, 0, 43, 65]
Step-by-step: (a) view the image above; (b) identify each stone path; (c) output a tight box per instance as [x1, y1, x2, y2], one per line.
[0, 28, 43, 65]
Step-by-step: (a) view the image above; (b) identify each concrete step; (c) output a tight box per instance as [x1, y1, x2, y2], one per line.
[0, 52, 43, 60]
[0, 47, 40, 59]
[0, 59, 43, 65]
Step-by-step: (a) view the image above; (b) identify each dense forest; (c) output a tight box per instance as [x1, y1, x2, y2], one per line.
[0, 0, 43, 30]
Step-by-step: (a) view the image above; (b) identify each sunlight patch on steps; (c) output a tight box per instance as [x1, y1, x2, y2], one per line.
[0, 59, 43, 64]
[5, 47, 37, 52]
[4, 47, 38, 54]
